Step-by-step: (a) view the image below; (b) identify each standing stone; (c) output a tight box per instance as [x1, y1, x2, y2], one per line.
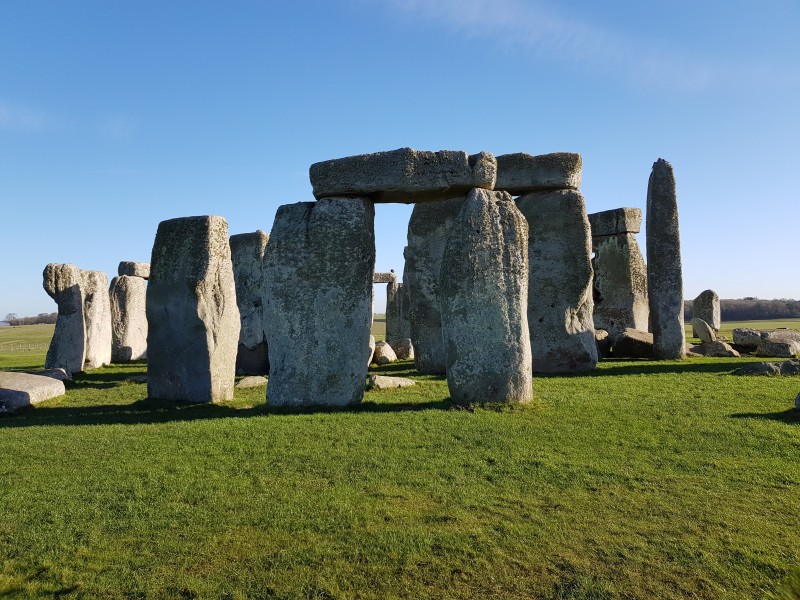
[692, 289, 720, 336]
[589, 208, 649, 340]
[230, 230, 270, 375]
[404, 197, 464, 374]
[43, 263, 86, 375]
[517, 189, 598, 373]
[146, 216, 240, 403]
[81, 270, 112, 370]
[109, 275, 148, 362]
[441, 188, 532, 403]
[385, 281, 411, 342]
[263, 198, 375, 407]
[646, 159, 685, 359]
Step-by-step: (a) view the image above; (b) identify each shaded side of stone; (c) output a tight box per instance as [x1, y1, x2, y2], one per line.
[146, 215, 240, 403]
[692, 318, 716, 344]
[43, 263, 86, 375]
[386, 281, 411, 342]
[110, 275, 148, 362]
[517, 189, 598, 373]
[733, 328, 761, 349]
[230, 230, 270, 375]
[646, 158, 685, 359]
[613, 328, 654, 359]
[263, 199, 375, 407]
[494, 152, 581, 195]
[440, 188, 532, 404]
[693, 289, 720, 334]
[588, 208, 642, 236]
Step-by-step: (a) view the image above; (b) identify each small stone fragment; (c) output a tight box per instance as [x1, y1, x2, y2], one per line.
[366, 375, 417, 390]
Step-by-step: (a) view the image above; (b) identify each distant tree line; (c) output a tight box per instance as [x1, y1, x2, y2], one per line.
[684, 298, 800, 321]
[3, 312, 58, 326]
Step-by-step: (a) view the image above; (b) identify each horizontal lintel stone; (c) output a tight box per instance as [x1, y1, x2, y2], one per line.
[588, 207, 642, 237]
[494, 152, 581, 195]
[373, 272, 397, 284]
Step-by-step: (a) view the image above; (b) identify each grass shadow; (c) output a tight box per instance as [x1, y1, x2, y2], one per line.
[729, 409, 799, 424]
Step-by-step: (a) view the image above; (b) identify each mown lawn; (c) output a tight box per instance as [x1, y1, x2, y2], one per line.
[1, 342, 798, 598]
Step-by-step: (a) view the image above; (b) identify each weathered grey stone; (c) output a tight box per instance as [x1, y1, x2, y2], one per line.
[263, 199, 375, 407]
[613, 328, 654, 359]
[733, 362, 782, 376]
[756, 339, 800, 358]
[405, 197, 464, 374]
[591, 232, 649, 340]
[388, 338, 414, 360]
[441, 188, 532, 404]
[372, 341, 397, 365]
[368, 335, 376, 368]
[43, 263, 86, 375]
[696, 340, 739, 357]
[693, 289, 720, 334]
[230, 230, 270, 375]
[24, 368, 70, 381]
[373, 272, 397, 284]
[310, 148, 496, 203]
[146, 215, 240, 403]
[385, 281, 411, 342]
[685, 343, 705, 357]
[763, 330, 800, 344]
[692, 318, 716, 344]
[733, 328, 762, 349]
[494, 152, 581, 195]
[366, 375, 417, 391]
[118, 261, 150, 279]
[595, 329, 612, 359]
[81, 270, 112, 370]
[646, 158, 685, 359]
[0, 372, 65, 413]
[780, 359, 800, 375]
[235, 375, 268, 389]
[588, 208, 642, 237]
[109, 275, 148, 362]
[517, 189, 597, 373]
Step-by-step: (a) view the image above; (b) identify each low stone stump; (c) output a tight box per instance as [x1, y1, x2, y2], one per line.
[0, 372, 65, 413]
[495, 152, 581, 194]
[43, 263, 86, 375]
[110, 274, 148, 362]
[366, 375, 416, 391]
[146, 215, 240, 403]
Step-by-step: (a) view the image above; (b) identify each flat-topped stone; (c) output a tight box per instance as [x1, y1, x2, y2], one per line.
[373, 272, 397, 284]
[495, 152, 581, 194]
[309, 148, 496, 203]
[0, 372, 65, 413]
[118, 261, 150, 279]
[588, 208, 642, 237]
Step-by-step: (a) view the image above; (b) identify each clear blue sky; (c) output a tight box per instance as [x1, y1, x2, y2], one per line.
[2, 0, 798, 318]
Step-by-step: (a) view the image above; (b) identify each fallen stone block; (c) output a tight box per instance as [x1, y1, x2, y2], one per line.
[495, 152, 581, 195]
[756, 339, 800, 358]
[366, 375, 417, 390]
[613, 329, 654, 359]
[0, 372, 65, 413]
[388, 338, 414, 360]
[696, 340, 739, 357]
[236, 376, 268, 389]
[732, 328, 762, 349]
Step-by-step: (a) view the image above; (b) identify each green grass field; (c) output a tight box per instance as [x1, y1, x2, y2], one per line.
[1, 322, 799, 598]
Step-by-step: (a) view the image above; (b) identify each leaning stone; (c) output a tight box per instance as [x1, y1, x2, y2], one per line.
[697, 341, 739, 357]
[388, 338, 414, 360]
[118, 261, 150, 279]
[373, 272, 397, 284]
[236, 376, 268, 389]
[756, 339, 800, 358]
[693, 289, 721, 333]
[779, 359, 800, 375]
[366, 375, 417, 391]
[309, 148, 496, 203]
[109, 275, 148, 362]
[230, 230, 270, 375]
[494, 152, 581, 195]
[146, 215, 240, 403]
[646, 158, 685, 359]
[613, 329, 654, 359]
[367, 336, 376, 368]
[23, 368, 70, 382]
[588, 207, 642, 236]
[81, 270, 112, 370]
[733, 362, 782, 376]
[733, 328, 762, 349]
[372, 341, 397, 365]
[43, 263, 86, 375]
[0, 372, 65, 413]
[441, 188, 532, 404]
[385, 281, 411, 342]
[405, 197, 464, 374]
[263, 199, 375, 407]
[517, 189, 597, 373]
[692, 318, 716, 344]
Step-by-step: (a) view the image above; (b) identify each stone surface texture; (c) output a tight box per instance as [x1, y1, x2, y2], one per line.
[235, 376, 268, 389]
[756, 339, 800, 358]
[404, 197, 464, 374]
[440, 188, 532, 404]
[372, 341, 397, 365]
[692, 318, 716, 344]
[613, 328, 654, 359]
[693, 289, 721, 334]
[109, 275, 148, 362]
[385, 281, 412, 342]
[588, 208, 642, 237]
[646, 158, 685, 359]
[118, 261, 150, 279]
[263, 199, 375, 407]
[24, 368, 70, 381]
[372, 272, 397, 284]
[81, 270, 112, 370]
[494, 152, 581, 195]
[0, 371, 65, 413]
[517, 189, 598, 373]
[367, 336, 376, 368]
[388, 338, 414, 360]
[43, 263, 86, 375]
[146, 215, 240, 403]
[366, 375, 417, 390]
[230, 230, 270, 375]
[310, 148, 496, 203]
[733, 328, 762, 349]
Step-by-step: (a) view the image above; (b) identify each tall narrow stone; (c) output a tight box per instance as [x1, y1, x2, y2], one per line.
[146, 216, 240, 402]
[263, 198, 375, 407]
[646, 159, 685, 359]
[230, 230, 270, 375]
[440, 189, 532, 404]
[43, 263, 86, 375]
[109, 275, 148, 362]
[517, 190, 598, 372]
[404, 197, 464, 374]
[692, 289, 720, 335]
[81, 270, 112, 370]
[385, 281, 411, 342]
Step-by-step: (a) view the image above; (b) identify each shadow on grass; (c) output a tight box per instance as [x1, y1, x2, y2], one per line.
[729, 409, 799, 424]
[548, 358, 753, 378]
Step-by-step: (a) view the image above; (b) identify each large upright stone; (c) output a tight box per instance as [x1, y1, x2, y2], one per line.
[495, 152, 582, 195]
[404, 197, 464, 374]
[109, 275, 148, 362]
[146, 216, 240, 403]
[517, 189, 598, 372]
[385, 281, 411, 342]
[263, 198, 375, 407]
[230, 230, 270, 375]
[309, 148, 496, 203]
[81, 270, 112, 370]
[646, 159, 685, 359]
[440, 188, 532, 404]
[43, 263, 86, 375]
[693, 289, 720, 335]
